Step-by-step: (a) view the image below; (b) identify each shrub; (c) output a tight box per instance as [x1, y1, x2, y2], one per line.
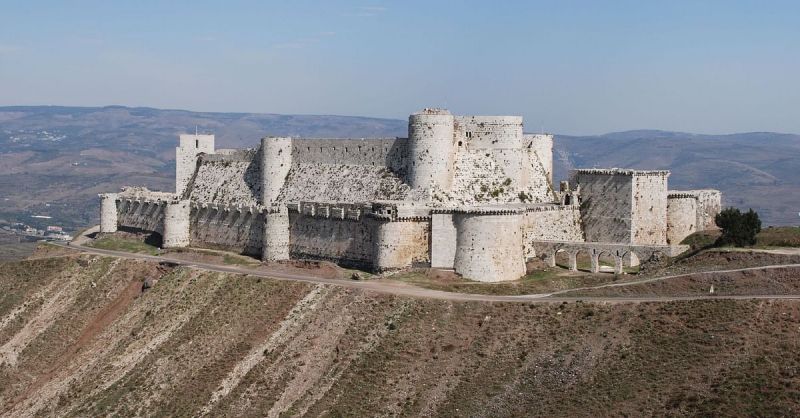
[715, 208, 761, 247]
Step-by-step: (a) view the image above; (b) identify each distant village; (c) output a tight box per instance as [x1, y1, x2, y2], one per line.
[0, 218, 73, 241]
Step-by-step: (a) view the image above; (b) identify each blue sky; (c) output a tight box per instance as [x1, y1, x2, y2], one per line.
[1, 0, 798, 134]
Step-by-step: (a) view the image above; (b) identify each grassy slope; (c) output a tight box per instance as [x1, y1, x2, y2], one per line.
[0, 254, 799, 416]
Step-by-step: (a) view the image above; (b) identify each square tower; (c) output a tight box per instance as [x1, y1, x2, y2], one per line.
[573, 168, 669, 245]
[176, 134, 215, 196]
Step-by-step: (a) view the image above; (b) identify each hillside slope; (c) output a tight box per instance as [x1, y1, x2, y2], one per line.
[1, 254, 799, 417]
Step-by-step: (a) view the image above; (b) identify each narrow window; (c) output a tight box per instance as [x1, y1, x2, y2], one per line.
[195, 139, 199, 148]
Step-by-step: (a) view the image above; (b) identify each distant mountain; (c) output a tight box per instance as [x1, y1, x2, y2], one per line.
[553, 130, 800, 226]
[0, 105, 797, 229]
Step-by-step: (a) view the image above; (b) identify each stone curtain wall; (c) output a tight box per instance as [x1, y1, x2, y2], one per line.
[522, 206, 584, 258]
[190, 204, 264, 256]
[288, 212, 376, 269]
[187, 152, 261, 206]
[277, 164, 411, 203]
[574, 171, 633, 243]
[116, 199, 165, 234]
[695, 190, 722, 230]
[291, 138, 408, 174]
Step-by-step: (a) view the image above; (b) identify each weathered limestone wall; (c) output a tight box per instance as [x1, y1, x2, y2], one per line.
[372, 220, 430, 271]
[187, 151, 260, 206]
[631, 173, 668, 245]
[666, 189, 722, 244]
[189, 204, 264, 256]
[522, 205, 584, 258]
[99, 193, 118, 233]
[176, 134, 214, 195]
[163, 200, 191, 248]
[277, 164, 410, 203]
[455, 115, 525, 189]
[263, 207, 290, 261]
[431, 213, 457, 268]
[575, 169, 669, 245]
[116, 199, 165, 234]
[667, 195, 697, 245]
[288, 204, 375, 269]
[453, 211, 525, 282]
[574, 170, 633, 243]
[407, 110, 456, 190]
[694, 189, 722, 230]
[525, 134, 554, 185]
[261, 137, 293, 205]
[291, 138, 407, 174]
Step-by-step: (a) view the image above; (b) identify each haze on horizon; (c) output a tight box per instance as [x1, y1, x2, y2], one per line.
[0, 0, 798, 135]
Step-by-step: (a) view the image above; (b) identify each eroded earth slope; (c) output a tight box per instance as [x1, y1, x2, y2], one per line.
[1, 254, 799, 417]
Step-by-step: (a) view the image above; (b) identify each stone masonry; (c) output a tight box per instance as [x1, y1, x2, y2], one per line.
[99, 108, 722, 282]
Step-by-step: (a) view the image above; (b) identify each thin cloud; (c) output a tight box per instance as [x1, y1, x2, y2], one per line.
[342, 5, 388, 17]
[272, 32, 336, 49]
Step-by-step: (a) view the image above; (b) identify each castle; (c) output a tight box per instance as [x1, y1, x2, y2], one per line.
[98, 109, 722, 282]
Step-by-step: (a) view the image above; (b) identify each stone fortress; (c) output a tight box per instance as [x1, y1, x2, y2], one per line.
[98, 109, 722, 282]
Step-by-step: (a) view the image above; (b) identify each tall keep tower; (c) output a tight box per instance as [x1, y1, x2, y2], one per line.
[176, 134, 215, 196]
[407, 109, 456, 191]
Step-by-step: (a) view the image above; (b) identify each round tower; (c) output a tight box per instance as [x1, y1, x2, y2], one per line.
[260, 136, 293, 205]
[372, 220, 411, 271]
[262, 205, 290, 261]
[162, 200, 191, 248]
[99, 193, 118, 233]
[452, 211, 524, 282]
[407, 109, 456, 190]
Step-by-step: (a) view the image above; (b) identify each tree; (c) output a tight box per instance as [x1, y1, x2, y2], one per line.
[715, 208, 761, 247]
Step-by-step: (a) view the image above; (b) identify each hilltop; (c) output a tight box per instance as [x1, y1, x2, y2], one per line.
[0, 106, 798, 231]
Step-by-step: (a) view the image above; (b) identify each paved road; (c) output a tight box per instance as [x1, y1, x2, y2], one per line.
[51, 237, 800, 304]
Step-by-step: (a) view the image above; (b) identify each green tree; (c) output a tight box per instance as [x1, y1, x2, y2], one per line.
[715, 208, 761, 247]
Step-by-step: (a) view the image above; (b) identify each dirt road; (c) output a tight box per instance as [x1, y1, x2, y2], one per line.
[53, 237, 800, 304]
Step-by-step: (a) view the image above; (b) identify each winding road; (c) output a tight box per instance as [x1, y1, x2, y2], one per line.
[52, 228, 800, 304]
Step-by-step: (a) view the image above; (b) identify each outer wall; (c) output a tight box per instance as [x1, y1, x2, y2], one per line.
[575, 173, 633, 243]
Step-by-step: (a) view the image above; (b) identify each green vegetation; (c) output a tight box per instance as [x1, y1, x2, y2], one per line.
[715, 207, 761, 247]
[222, 254, 258, 266]
[680, 229, 720, 250]
[87, 234, 159, 255]
[387, 268, 618, 295]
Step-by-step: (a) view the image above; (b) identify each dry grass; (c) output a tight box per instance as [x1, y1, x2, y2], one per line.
[1, 255, 799, 416]
[86, 234, 159, 255]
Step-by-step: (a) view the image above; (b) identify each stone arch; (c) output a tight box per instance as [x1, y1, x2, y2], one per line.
[594, 249, 616, 273]
[623, 250, 642, 268]
[572, 248, 592, 272]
